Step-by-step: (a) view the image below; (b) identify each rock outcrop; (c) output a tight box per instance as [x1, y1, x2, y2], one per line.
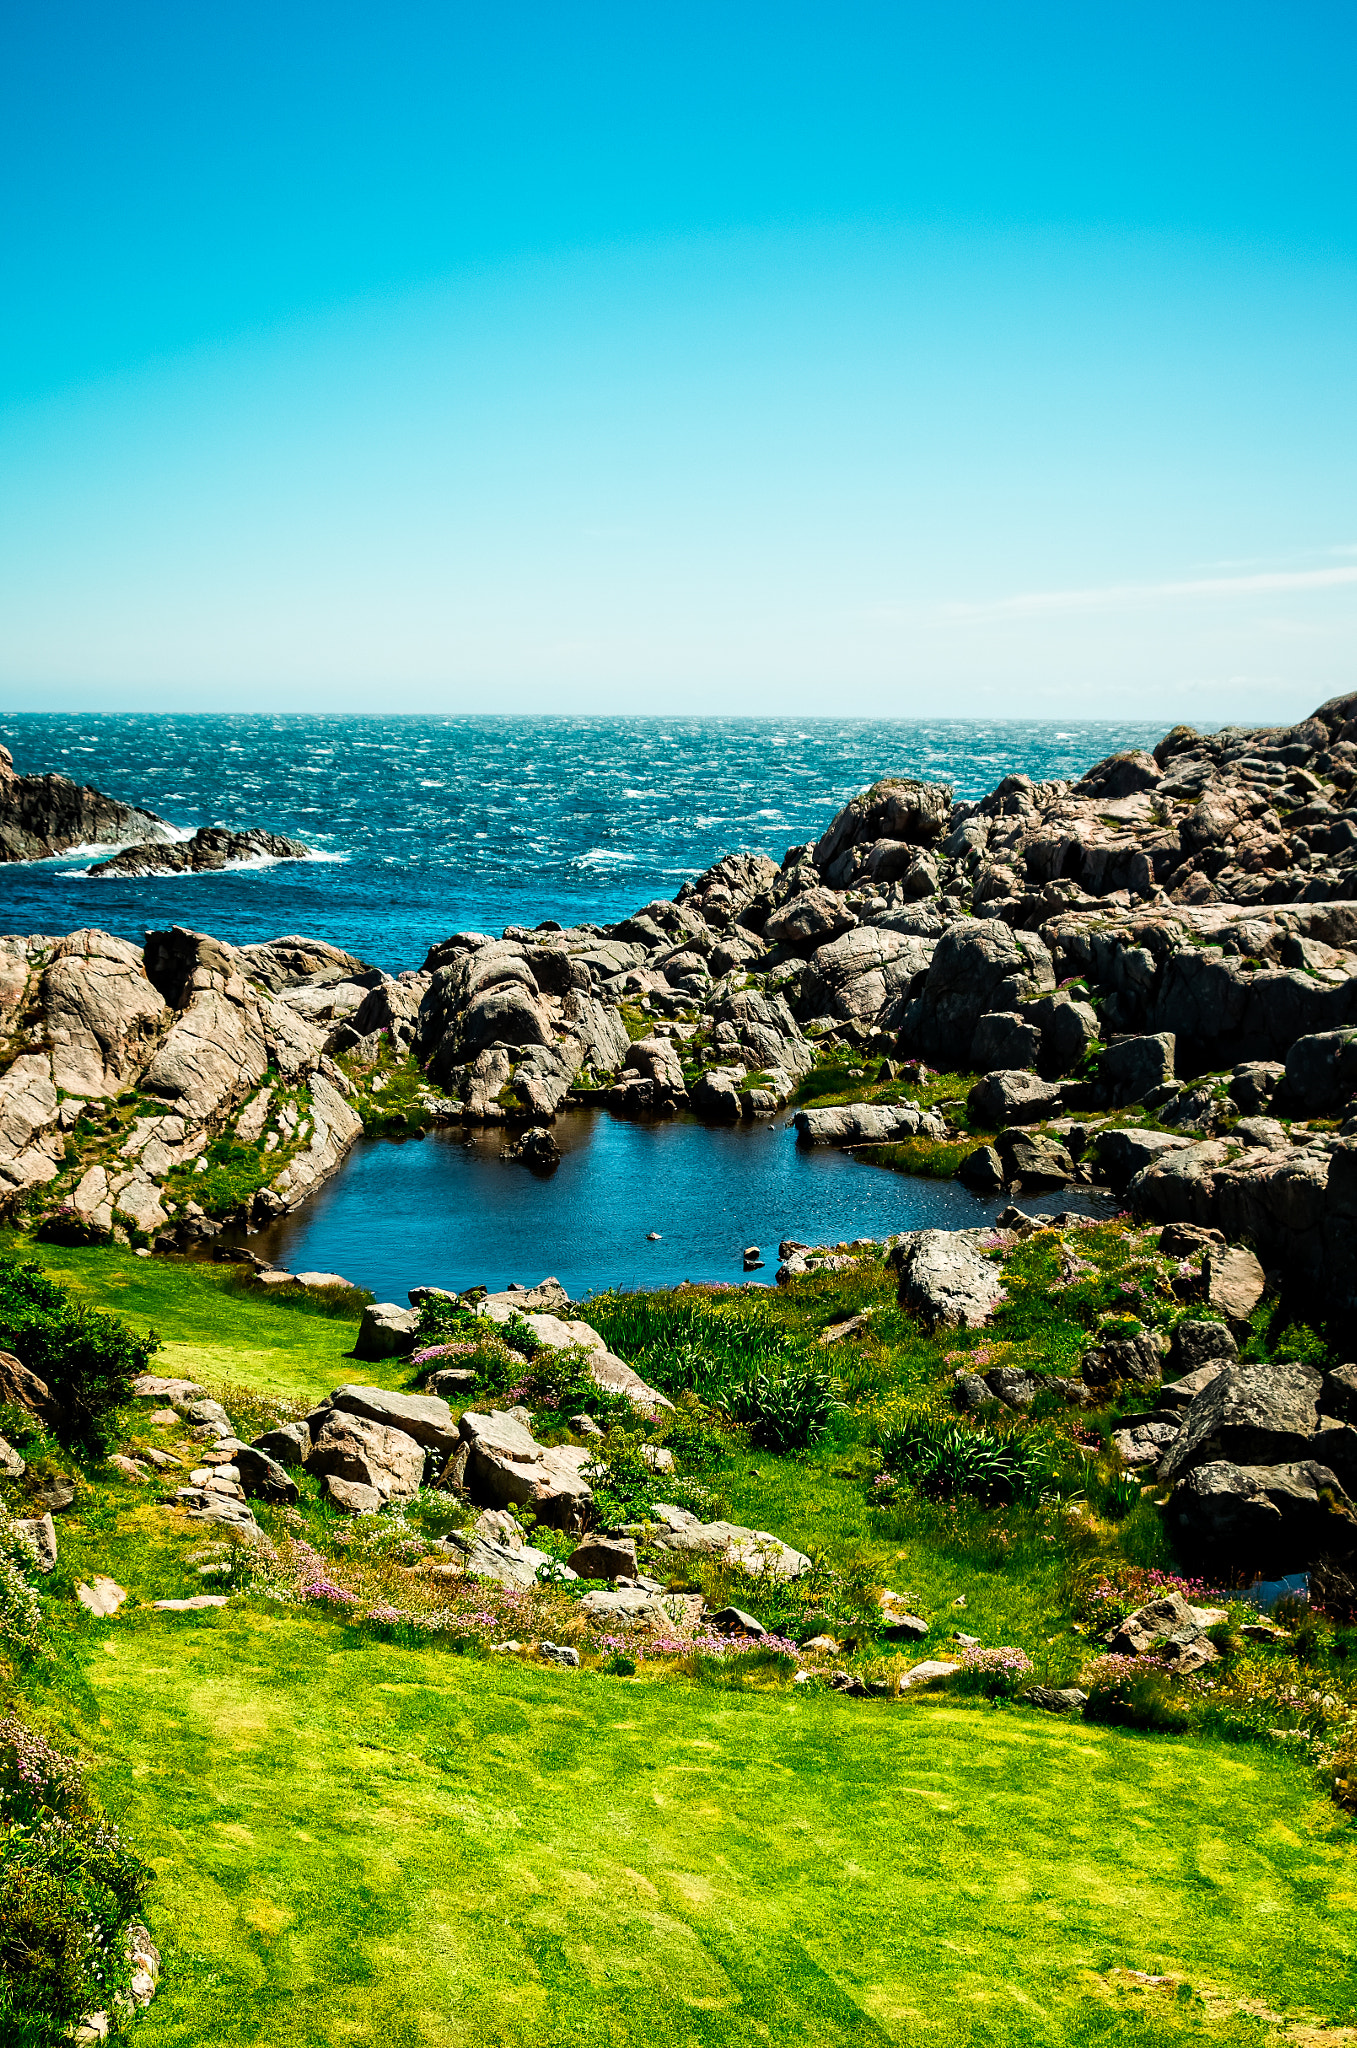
[0, 745, 170, 861]
[0, 922, 363, 1243]
[88, 826, 311, 876]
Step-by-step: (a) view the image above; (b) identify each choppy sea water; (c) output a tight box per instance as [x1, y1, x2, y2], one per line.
[0, 713, 1165, 970]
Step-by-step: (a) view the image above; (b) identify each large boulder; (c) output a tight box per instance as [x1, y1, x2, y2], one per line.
[1082, 1331, 1165, 1389]
[307, 1410, 425, 1504]
[1098, 1033, 1176, 1106]
[323, 1384, 461, 1455]
[1159, 1359, 1324, 1481]
[438, 1524, 566, 1590]
[647, 1508, 810, 1579]
[763, 888, 857, 953]
[353, 1303, 419, 1361]
[462, 983, 552, 1052]
[890, 1229, 1006, 1329]
[41, 931, 166, 1097]
[1105, 1591, 1218, 1672]
[799, 925, 933, 1024]
[1096, 1127, 1193, 1190]
[912, 922, 1055, 1062]
[690, 1070, 744, 1123]
[814, 778, 952, 887]
[1169, 1459, 1351, 1567]
[971, 1011, 1043, 1072]
[1203, 1245, 1266, 1321]
[1167, 1321, 1238, 1377]
[1279, 1031, 1357, 1116]
[793, 1102, 946, 1146]
[232, 1444, 299, 1505]
[967, 1070, 1064, 1127]
[0, 1054, 62, 1195]
[456, 1410, 593, 1527]
[995, 1128, 1074, 1186]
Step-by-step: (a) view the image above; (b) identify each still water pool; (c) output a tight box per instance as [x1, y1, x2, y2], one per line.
[250, 1111, 1106, 1302]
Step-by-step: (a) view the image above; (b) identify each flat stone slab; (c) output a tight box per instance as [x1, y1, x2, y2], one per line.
[76, 1576, 127, 1618]
[132, 1375, 206, 1401]
[152, 1595, 229, 1612]
[897, 1659, 961, 1691]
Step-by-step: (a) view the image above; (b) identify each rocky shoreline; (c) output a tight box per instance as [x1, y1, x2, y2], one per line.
[5, 692, 1357, 1318]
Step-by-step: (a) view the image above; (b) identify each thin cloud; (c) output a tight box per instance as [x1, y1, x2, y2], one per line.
[945, 563, 1357, 620]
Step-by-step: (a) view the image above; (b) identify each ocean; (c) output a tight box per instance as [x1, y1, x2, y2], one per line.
[0, 712, 1166, 969]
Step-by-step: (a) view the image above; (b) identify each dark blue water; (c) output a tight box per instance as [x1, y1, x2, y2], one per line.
[0, 713, 1165, 971]
[249, 1111, 1108, 1301]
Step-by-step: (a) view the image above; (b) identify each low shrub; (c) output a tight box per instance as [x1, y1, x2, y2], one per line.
[0, 1521, 44, 1654]
[723, 1367, 837, 1454]
[1067, 1562, 1221, 1633]
[1081, 1654, 1194, 1732]
[503, 1346, 632, 1425]
[876, 1416, 1057, 1509]
[581, 1429, 713, 1529]
[659, 1401, 734, 1473]
[954, 1644, 1034, 1700]
[0, 1257, 157, 1453]
[0, 1715, 153, 2044]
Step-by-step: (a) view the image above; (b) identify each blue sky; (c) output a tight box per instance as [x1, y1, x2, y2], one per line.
[1, 2, 1354, 718]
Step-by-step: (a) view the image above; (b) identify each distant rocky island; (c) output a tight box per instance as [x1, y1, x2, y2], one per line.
[0, 742, 171, 860]
[88, 825, 312, 877]
[0, 740, 312, 872]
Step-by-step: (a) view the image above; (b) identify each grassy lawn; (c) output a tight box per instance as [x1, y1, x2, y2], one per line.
[1, 1236, 375, 1403]
[8, 1227, 1357, 2044]
[37, 1603, 1357, 2047]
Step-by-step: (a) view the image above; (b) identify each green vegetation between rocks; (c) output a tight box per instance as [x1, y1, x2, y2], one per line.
[3, 1228, 1357, 2042]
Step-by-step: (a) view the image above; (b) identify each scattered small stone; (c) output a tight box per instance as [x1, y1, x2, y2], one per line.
[897, 1659, 962, 1692]
[1023, 1686, 1089, 1714]
[803, 1634, 839, 1653]
[709, 1607, 765, 1637]
[570, 1412, 604, 1437]
[76, 1576, 128, 1618]
[647, 1232, 661, 1241]
[142, 1447, 183, 1469]
[0, 1434, 25, 1480]
[152, 1595, 229, 1612]
[13, 1511, 57, 1570]
[829, 1670, 869, 1698]
[539, 1642, 581, 1667]
[29, 1476, 75, 1513]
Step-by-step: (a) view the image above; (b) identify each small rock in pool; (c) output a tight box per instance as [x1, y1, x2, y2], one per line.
[647, 1231, 661, 1241]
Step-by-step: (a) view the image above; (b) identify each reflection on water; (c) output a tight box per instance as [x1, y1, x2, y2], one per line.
[250, 1110, 1108, 1302]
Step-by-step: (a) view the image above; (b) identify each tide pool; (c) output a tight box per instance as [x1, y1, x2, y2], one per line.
[248, 1110, 1107, 1301]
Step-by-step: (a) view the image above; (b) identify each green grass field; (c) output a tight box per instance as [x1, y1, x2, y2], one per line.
[7, 1233, 1357, 2044]
[43, 1604, 1357, 2047]
[3, 1237, 373, 1402]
